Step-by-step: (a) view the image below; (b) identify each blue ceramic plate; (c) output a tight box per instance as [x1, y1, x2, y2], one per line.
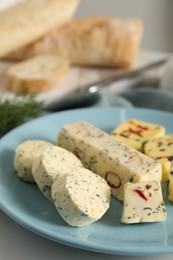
[0, 107, 173, 255]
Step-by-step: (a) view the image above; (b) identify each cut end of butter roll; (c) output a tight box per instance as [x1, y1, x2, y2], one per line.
[51, 168, 111, 227]
[121, 180, 167, 224]
[57, 120, 162, 201]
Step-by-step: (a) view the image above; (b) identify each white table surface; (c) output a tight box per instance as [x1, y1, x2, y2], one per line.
[0, 209, 173, 260]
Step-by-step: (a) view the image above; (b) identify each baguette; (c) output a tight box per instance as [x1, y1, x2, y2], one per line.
[0, 0, 80, 57]
[5, 54, 69, 95]
[5, 16, 143, 68]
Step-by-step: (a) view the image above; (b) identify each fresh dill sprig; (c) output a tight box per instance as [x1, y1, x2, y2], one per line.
[0, 97, 43, 137]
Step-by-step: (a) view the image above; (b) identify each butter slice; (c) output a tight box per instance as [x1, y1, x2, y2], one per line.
[57, 121, 162, 201]
[111, 119, 165, 152]
[32, 145, 83, 201]
[121, 180, 167, 224]
[144, 135, 173, 181]
[51, 168, 111, 227]
[13, 139, 52, 183]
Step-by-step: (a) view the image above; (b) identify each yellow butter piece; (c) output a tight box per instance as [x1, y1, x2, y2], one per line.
[168, 171, 173, 202]
[144, 135, 173, 181]
[111, 119, 165, 152]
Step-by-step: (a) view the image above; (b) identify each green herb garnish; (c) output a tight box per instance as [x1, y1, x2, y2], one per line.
[0, 97, 43, 137]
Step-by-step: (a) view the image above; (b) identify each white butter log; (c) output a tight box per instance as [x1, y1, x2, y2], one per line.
[57, 121, 162, 201]
[51, 168, 111, 227]
[32, 145, 83, 201]
[121, 180, 167, 224]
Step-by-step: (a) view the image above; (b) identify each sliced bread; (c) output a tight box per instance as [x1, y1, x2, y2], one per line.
[5, 54, 69, 95]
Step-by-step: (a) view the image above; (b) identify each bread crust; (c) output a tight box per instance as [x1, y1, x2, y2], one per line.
[6, 54, 69, 95]
[5, 16, 143, 68]
[0, 0, 80, 57]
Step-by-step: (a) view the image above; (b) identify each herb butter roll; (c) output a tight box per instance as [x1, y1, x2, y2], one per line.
[144, 135, 173, 181]
[32, 145, 83, 201]
[51, 168, 111, 227]
[111, 119, 165, 152]
[13, 139, 53, 183]
[57, 120, 162, 202]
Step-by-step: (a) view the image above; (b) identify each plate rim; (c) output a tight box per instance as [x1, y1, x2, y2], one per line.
[0, 106, 173, 256]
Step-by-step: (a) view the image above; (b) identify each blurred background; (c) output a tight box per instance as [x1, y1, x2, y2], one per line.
[1, 0, 173, 53]
[76, 0, 173, 53]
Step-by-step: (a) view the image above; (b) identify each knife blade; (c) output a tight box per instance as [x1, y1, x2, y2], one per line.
[45, 56, 169, 111]
[82, 56, 169, 93]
